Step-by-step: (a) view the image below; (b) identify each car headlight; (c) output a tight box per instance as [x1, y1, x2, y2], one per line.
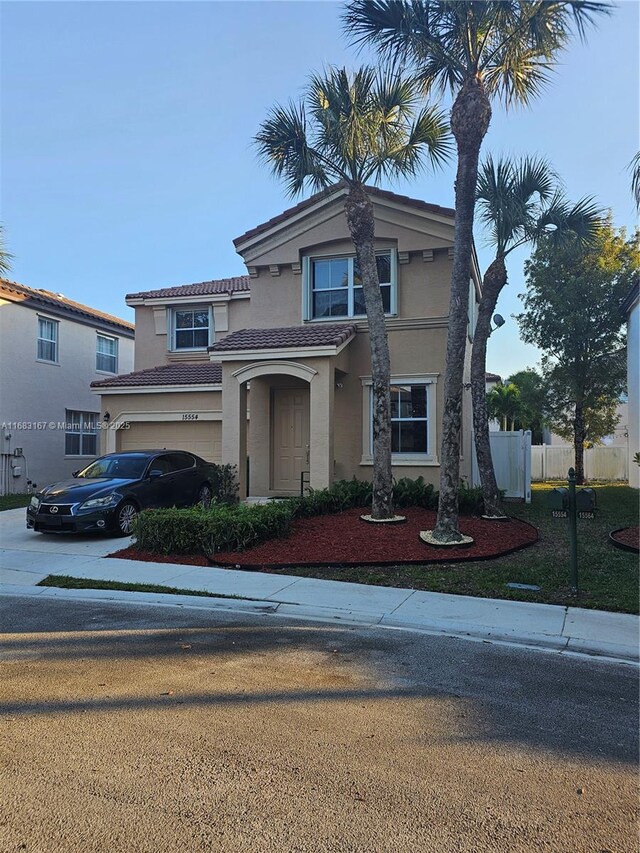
[30, 496, 41, 510]
[79, 494, 118, 510]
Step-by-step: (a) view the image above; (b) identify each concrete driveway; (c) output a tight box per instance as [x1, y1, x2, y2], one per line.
[0, 507, 133, 585]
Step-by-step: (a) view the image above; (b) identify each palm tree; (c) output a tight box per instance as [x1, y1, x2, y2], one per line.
[630, 152, 640, 211]
[487, 383, 522, 431]
[343, 0, 610, 541]
[255, 66, 450, 519]
[473, 156, 600, 516]
[0, 226, 13, 276]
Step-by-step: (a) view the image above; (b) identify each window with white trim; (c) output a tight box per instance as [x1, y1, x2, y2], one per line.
[362, 375, 438, 464]
[65, 410, 98, 456]
[303, 250, 396, 320]
[96, 334, 118, 372]
[37, 317, 58, 362]
[171, 307, 212, 350]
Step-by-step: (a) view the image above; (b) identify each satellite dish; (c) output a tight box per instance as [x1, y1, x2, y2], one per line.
[492, 313, 505, 328]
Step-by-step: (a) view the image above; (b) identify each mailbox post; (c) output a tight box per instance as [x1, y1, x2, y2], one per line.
[548, 468, 597, 597]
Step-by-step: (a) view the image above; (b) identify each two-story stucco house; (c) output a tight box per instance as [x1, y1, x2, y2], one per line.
[0, 280, 134, 494]
[92, 184, 480, 499]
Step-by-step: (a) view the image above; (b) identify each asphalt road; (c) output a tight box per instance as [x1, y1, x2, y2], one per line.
[1, 595, 637, 853]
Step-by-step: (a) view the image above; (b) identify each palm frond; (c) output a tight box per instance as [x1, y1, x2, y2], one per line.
[629, 151, 640, 211]
[533, 192, 602, 248]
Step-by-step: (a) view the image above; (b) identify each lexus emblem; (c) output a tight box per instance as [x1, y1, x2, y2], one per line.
[50, 506, 59, 514]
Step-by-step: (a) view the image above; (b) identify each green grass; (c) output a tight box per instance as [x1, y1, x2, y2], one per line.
[37, 575, 253, 601]
[265, 484, 639, 614]
[0, 493, 32, 511]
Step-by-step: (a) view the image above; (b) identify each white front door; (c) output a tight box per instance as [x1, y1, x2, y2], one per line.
[271, 388, 310, 493]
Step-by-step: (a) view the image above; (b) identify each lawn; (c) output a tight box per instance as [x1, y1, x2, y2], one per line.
[260, 484, 639, 614]
[0, 493, 31, 511]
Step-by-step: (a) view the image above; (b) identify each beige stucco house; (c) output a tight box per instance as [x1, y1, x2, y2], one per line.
[0, 279, 134, 493]
[92, 184, 480, 499]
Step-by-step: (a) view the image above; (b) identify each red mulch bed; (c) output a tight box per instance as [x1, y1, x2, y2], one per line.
[111, 507, 538, 569]
[610, 526, 640, 554]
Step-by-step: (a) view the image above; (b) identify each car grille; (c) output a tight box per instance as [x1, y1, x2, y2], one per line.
[40, 504, 73, 516]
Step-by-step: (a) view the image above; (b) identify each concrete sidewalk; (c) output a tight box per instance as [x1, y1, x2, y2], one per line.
[1, 543, 638, 664]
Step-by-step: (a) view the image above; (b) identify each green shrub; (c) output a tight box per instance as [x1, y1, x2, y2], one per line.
[456, 482, 485, 515]
[134, 501, 294, 557]
[208, 463, 239, 504]
[393, 476, 437, 509]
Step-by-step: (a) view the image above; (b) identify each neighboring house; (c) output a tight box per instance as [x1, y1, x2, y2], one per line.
[92, 184, 481, 499]
[622, 281, 639, 488]
[0, 280, 134, 494]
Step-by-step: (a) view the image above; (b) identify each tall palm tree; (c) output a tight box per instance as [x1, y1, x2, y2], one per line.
[255, 66, 450, 519]
[343, 0, 610, 541]
[473, 155, 600, 516]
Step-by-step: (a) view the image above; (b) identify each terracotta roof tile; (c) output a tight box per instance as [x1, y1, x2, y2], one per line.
[91, 362, 222, 389]
[126, 276, 251, 301]
[209, 323, 357, 352]
[234, 183, 455, 247]
[0, 279, 134, 333]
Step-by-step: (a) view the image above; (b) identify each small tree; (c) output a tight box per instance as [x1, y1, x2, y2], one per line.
[255, 66, 450, 518]
[505, 369, 549, 444]
[486, 383, 522, 432]
[516, 222, 639, 482]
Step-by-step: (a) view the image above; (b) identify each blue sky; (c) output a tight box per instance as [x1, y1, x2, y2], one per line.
[2, 1, 638, 376]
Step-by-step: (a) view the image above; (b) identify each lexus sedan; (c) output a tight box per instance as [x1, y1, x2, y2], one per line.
[26, 450, 217, 536]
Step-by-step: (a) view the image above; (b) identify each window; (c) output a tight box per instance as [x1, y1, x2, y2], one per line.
[390, 384, 428, 454]
[65, 410, 98, 456]
[96, 334, 118, 372]
[361, 374, 438, 464]
[171, 307, 211, 350]
[37, 317, 58, 362]
[304, 251, 396, 320]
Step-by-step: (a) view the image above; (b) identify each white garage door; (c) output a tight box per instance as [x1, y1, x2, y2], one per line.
[117, 421, 222, 462]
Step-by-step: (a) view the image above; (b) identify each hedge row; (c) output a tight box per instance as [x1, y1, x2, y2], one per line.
[133, 476, 487, 557]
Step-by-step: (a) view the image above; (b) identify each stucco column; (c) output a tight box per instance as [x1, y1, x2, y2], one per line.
[247, 377, 270, 496]
[309, 363, 334, 490]
[222, 367, 247, 499]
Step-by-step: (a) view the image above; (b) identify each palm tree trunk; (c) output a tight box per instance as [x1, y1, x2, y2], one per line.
[471, 257, 506, 517]
[574, 401, 586, 484]
[434, 76, 491, 542]
[345, 184, 394, 518]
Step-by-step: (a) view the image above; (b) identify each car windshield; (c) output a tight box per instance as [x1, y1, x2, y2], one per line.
[77, 455, 149, 480]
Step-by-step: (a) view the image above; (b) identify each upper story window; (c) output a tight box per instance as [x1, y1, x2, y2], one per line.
[303, 250, 396, 320]
[171, 307, 212, 350]
[96, 334, 118, 373]
[37, 317, 59, 362]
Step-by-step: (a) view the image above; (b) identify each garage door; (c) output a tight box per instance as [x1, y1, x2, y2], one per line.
[117, 421, 222, 462]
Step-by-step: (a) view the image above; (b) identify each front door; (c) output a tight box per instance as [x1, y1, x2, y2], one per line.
[271, 388, 310, 493]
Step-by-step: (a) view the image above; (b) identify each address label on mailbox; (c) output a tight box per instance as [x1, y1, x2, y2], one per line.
[551, 510, 569, 518]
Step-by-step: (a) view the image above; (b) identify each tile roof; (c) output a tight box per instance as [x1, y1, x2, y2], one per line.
[91, 362, 222, 389]
[126, 276, 251, 301]
[209, 323, 357, 352]
[234, 183, 455, 247]
[0, 278, 134, 333]
[485, 372, 502, 382]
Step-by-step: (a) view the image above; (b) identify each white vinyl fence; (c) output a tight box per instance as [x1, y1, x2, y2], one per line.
[531, 445, 628, 481]
[472, 430, 532, 502]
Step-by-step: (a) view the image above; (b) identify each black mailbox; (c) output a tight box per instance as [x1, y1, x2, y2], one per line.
[549, 487, 569, 515]
[576, 488, 597, 517]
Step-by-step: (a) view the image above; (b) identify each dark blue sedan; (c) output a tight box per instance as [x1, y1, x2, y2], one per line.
[26, 450, 216, 536]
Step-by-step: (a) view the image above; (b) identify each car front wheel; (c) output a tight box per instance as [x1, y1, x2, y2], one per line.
[116, 501, 138, 536]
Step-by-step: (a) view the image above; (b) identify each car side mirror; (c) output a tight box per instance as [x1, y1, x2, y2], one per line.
[148, 469, 164, 480]
[72, 470, 80, 478]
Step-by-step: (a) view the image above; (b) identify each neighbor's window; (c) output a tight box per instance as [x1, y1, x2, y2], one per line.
[305, 251, 395, 320]
[37, 317, 59, 362]
[172, 307, 211, 350]
[65, 410, 98, 456]
[96, 334, 118, 373]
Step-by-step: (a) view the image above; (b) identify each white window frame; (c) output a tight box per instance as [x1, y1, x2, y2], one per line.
[64, 410, 99, 457]
[37, 316, 59, 363]
[360, 374, 439, 466]
[302, 249, 397, 321]
[169, 305, 213, 352]
[96, 333, 118, 373]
